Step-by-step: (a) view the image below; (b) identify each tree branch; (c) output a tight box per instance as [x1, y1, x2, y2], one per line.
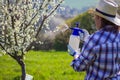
[23, 0, 46, 30]
[25, 16, 46, 51]
[3, 25, 7, 45]
[7, 0, 10, 7]
[0, 43, 14, 58]
[11, 16, 18, 46]
[35, 0, 63, 38]
[35, 16, 46, 38]
[46, 0, 63, 19]
[0, 39, 10, 45]
[25, 0, 63, 51]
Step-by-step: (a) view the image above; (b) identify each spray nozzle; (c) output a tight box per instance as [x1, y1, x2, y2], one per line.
[70, 22, 84, 36]
[74, 22, 80, 27]
[70, 27, 84, 36]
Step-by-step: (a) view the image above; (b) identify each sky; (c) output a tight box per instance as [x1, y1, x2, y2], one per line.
[63, 0, 99, 9]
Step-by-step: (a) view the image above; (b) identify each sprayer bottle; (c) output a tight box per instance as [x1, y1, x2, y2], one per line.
[68, 23, 84, 53]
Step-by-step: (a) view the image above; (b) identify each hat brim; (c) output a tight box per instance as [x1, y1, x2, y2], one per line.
[94, 10, 120, 26]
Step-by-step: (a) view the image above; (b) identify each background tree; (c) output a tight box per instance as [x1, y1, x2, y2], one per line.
[0, 0, 63, 79]
[54, 31, 70, 51]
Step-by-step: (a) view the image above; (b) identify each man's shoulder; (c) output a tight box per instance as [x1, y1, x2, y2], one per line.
[89, 30, 103, 39]
[90, 29, 111, 39]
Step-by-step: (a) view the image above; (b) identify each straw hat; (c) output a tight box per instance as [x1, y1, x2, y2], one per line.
[94, 0, 120, 26]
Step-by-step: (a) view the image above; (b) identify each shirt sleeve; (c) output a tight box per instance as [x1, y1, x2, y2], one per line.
[71, 34, 97, 71]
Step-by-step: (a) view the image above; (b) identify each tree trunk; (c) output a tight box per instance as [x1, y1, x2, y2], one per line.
[18, 60, 26, 80]
[6, 52, 26, 80]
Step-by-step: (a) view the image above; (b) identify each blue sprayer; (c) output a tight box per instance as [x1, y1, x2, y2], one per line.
[68, 22, 84, 53]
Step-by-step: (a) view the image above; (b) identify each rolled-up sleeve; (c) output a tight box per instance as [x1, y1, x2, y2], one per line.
[71, 55, 89, 71]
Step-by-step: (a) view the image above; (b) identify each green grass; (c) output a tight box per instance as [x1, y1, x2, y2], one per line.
[0, 51, 85, 80]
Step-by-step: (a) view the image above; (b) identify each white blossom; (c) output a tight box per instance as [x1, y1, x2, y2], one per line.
[0, 0, 64, 56]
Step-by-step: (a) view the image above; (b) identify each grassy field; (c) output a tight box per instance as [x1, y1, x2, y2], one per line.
[0, 51, 85, 80]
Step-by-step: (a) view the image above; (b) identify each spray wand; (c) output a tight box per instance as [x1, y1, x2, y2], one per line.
[60, 22, 83, 33]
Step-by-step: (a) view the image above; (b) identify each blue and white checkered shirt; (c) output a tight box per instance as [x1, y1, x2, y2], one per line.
[71, 25, 120, 80]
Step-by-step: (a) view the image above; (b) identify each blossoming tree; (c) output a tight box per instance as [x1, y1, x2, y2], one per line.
[0, 0, 63, 79]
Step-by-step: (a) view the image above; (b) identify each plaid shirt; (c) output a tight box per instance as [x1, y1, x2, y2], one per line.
[71, 25, 120, 80]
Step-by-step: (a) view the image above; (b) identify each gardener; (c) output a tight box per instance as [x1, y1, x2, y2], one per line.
[68, 0, 120, 80]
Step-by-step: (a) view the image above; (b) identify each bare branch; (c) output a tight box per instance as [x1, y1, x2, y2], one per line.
[35, 17, 46, 38]
[46, 0, 63, 19]
[35, 0, 64, 38]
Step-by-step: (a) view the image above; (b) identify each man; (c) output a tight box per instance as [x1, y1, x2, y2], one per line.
[68, 0, 120, 80]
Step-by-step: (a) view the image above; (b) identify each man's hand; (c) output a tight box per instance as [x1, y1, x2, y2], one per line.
[67, 45, 80, 58]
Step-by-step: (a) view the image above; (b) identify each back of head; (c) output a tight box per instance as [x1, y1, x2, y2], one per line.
[95, 0, 120, 26]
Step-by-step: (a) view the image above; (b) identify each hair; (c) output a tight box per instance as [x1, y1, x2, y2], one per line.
[101, 18, 119, 33]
